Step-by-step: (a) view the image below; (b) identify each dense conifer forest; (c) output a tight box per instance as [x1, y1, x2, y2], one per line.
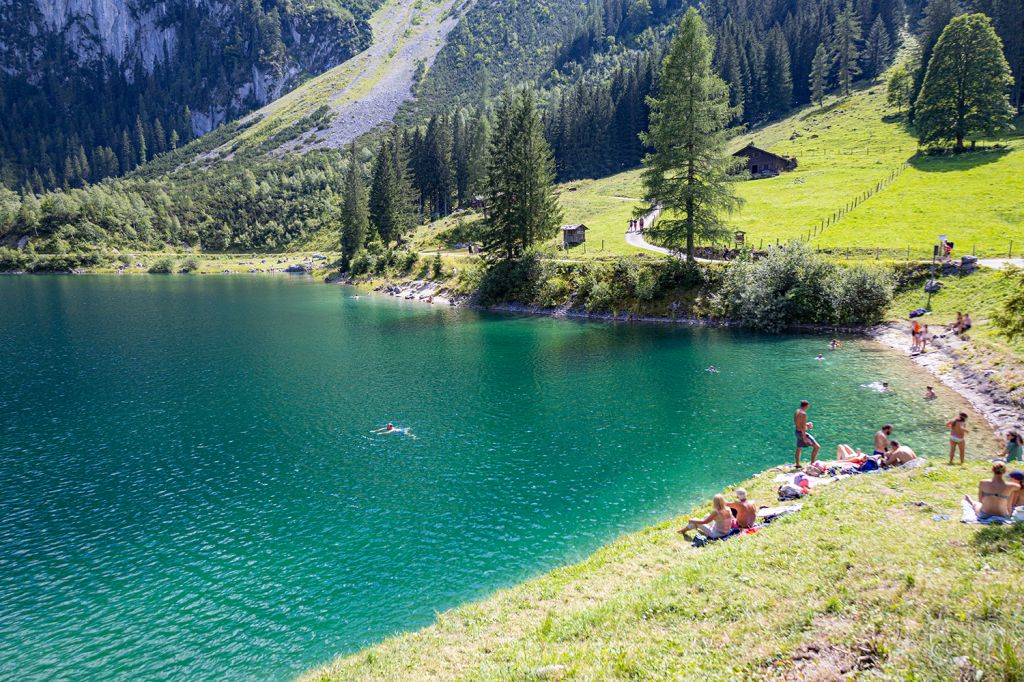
[1, 0, 1022, 262]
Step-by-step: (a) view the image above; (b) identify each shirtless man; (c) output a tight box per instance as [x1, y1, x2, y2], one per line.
[884, 440, 917, 466]
[794, 400, 819, 467]
[873, 424, 893, 456]
[924, 386, 937, 400]
[727, 489, 758, 529]
[946, 412, 969, 464]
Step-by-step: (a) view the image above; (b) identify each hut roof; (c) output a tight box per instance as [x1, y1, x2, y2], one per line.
[560, 224, 589, 231]
[732, 143, 791, 163]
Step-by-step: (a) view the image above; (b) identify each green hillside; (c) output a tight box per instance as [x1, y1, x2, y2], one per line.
[537, 71, 1023, 261]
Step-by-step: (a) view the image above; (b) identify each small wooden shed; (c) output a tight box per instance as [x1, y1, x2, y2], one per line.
[732, 143, 797, 178]
[561, 224, 588, 248]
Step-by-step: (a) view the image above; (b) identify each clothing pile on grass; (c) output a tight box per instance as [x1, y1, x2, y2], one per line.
[774, 457, 926, 501]
[689, 503, 802, 548]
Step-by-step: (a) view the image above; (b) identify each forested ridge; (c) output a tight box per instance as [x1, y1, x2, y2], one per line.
[1, 0, 1022, 266]
[0, 0, 384, 192]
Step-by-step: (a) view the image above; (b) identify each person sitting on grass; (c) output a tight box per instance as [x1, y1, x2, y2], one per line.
[678, 494, 735, 539]
[964, 462, 1017, 522]
[1008, 471, 1024, 509]
[884, 440, 917, 466]
[727, 489, 758, 529]
[996, 431, 1023, 463]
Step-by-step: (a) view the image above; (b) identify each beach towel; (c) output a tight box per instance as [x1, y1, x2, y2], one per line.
[960, 499, 1019, 525]
[757, 504, 803, 523]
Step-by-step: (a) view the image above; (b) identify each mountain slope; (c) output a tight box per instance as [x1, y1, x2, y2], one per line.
[0, 0, 384, 190]
[199, 0, 470, 163]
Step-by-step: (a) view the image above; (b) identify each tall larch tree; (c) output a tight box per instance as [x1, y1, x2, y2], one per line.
[640, 8, 741, 261]
[915, 12, 1015, 151]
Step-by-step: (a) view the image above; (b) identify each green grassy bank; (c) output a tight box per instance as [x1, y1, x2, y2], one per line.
[303, 455, 1022, 680]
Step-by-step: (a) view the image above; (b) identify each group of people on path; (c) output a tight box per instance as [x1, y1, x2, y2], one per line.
[626, 217, 646, 234]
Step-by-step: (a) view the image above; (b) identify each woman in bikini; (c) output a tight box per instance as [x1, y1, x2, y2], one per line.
[965, 462, 1018, 521]
[946, 412, 968, 465]
[678, 494, 735, 539]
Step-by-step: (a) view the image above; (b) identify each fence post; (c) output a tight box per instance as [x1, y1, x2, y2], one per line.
[907, 245, 910, 260]
[1010, 240, 1014, 258]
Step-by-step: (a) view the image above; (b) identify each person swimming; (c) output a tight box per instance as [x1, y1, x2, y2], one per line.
[705, 366, 719, 373]
[371, 423, 416, 438]
[815, 354, 825, 361]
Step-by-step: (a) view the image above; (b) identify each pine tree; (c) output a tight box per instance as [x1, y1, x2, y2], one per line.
[481, 89, 562, 260]
[832, 0, 863, 96]
[170, 130, 180, 150]
[134, 116, 147, 166]
[915, 13, 1015, 151]
[810, 42, 830, 107]
[369, 136, 397, 245]
[640, 8, 741, 261]
[864, 15, 892, 79]
[340, 143, 369, 262]
[763, 24, 794, 117]
[886, 66, 913, 112]
[119, 130, 134, 174]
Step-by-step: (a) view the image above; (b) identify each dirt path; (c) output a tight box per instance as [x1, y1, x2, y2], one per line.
[624, 208, 718, 264]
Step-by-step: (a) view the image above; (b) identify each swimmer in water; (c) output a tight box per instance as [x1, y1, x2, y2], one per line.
[815, 354, 825, 361]
[705, 366, 720, 373]
[372, 423, 416, 438]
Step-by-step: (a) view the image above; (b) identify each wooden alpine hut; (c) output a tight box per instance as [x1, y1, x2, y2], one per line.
[732, 143, 797, 179]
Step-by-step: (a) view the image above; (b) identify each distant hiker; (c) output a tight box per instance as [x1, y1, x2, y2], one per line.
[794, 400, 819, 467]
[678, 494, 735, 539]
[727, 489, 758, 529]
[920, 325, 932, 352]
[925, 386, 937, 400]
[946, 412, 969, 464]
[873, 425, 894, 456]
[639, 217, 645, 231]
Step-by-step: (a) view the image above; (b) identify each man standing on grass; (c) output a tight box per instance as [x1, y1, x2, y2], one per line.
[947, 412, 969, 464]
[794, 400, 820, 467]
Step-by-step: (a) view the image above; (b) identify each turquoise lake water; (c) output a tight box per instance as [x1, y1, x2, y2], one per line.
[0, 275, 992, 680]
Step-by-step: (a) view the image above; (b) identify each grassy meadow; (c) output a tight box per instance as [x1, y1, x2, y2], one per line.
[539, 72, 1022, 261]
[304, 454, 1023, 681]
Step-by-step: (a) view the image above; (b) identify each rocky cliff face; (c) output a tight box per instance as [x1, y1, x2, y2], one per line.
[0, 0, 378, 190]
[0, 0, 370, 135]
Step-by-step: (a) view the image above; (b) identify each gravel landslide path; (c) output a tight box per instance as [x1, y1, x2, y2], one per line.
[283, 0, 468, 152]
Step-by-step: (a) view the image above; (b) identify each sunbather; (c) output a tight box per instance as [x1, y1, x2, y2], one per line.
[1009, 471, 1024, 509]
[836, 444, 863, 461]
[678, 494, 735, 539]
[884, 440, 917, 466]
[964, 462, 1017, 521]
[727, 489, 758, 529]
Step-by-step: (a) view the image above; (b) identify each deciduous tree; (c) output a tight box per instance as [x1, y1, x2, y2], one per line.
[915, 13, 1015, 151]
